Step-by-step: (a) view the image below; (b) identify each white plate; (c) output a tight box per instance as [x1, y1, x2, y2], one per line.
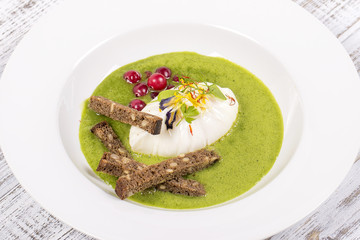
[0, 0, 359, 239]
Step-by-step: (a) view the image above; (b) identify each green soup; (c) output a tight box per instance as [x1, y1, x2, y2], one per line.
[79, 52, 283, 209]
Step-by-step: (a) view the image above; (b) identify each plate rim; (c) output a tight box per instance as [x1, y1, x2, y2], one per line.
[1, 0, 360, 239]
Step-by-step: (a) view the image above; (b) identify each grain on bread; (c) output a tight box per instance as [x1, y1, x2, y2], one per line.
[97, 152, 145, 175]
[156, 178, 206, 196]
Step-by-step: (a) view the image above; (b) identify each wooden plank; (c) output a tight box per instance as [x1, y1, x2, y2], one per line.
[0, 0, 61, 74]
[0, 183, 73, 239]
[0, 150, 19, 200]
[343, 27, 360, 70]
[295, 0, 360, 41]
[57, 230, 93, 240]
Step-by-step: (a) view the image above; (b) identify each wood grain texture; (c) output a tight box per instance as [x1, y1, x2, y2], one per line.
[0, 0, 359, 239]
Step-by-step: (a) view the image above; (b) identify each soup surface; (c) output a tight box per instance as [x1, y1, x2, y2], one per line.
[79, 52, 283, 209]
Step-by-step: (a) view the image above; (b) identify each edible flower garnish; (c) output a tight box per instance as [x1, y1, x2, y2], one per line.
[225, 94, 236, 106]
[157, 77, 228, 132]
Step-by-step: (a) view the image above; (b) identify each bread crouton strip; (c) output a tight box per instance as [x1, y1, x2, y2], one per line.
[91, 121, 206, 197]
[89, 96, 162, 135]
[115, 149, 220, 200]
[91, 121, 132, 159]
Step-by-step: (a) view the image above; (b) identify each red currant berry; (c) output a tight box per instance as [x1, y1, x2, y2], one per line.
[150, 91, 160, 99]
[155, 67, 172, 79]
[133, 83, 149, 97]
[123, 70, 141, 84]
[147, 73, 167, 90]
[173, 75, 179, 82]
[129, 99, 146, 111]
[145, 71, 152, 78]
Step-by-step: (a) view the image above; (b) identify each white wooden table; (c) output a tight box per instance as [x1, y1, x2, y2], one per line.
[0, 0, 359, 239]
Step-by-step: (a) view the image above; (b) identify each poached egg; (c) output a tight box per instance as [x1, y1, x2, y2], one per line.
[129, 83, 238, 157]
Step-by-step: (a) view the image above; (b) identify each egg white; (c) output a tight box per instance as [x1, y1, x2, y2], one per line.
[129, 84, 239, 157]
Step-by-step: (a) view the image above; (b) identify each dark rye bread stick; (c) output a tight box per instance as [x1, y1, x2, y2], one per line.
[89, 96, 162, 135]
[91, 121, 132, 159]
[92, 121, 206, 196]
[100, 152, 206, 196]
[115, 149, 220, 200]
[97, 152, 145, 175]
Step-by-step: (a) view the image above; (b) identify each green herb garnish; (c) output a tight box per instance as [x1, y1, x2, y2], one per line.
[208, 84, 226, 100]
[180, 104, 200, 124]
[156, 90, 177, 101]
